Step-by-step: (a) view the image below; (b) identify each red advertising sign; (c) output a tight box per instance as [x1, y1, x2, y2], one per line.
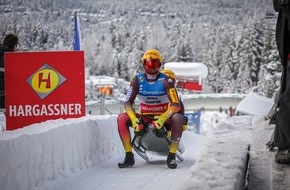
[177, 80, 202, 91]
[4, 51, 85, 130]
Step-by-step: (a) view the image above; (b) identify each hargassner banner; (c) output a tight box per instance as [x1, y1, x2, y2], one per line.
[4, 51, 85, 130]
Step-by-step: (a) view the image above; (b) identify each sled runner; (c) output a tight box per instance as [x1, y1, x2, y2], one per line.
[131, 116, 185, 162]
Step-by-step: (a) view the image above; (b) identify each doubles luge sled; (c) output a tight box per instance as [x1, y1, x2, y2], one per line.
[131, 122, 185, 162]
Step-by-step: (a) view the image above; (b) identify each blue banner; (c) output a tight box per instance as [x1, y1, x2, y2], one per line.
[73, 13, 81, 51]
[185, 110, 201, 134]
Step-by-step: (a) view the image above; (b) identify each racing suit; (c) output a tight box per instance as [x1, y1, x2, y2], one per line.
[117, 72, 183, 153]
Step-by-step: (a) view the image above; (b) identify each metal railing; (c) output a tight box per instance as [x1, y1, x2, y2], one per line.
[86, 94, 124, 115]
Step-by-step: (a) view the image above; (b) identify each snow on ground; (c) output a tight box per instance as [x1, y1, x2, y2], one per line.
[3, 90, 290, 190]
[0, 115, 122, 190]
[0, 111, 256, 190]
[184, 114, 252, 190]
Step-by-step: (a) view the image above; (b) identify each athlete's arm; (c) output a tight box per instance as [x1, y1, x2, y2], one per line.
[161, 77, 181, 119]
[152, 77, 181, 129]
[124, 76, 139, 120]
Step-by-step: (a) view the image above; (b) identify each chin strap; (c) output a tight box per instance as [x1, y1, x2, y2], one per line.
[146, 72, 159, 79]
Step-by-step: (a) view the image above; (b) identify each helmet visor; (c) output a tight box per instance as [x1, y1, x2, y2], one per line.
[143, 58, 160, 74]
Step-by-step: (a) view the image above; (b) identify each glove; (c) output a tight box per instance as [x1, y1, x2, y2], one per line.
[182, 125, 188, 131]
[182, 116, 188, 131]
[152, 115, 166, 129]
[131, 117, 140, 132]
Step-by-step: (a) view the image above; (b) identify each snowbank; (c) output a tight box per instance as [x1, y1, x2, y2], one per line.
[164, 62, 208, 78]
[185, 115, 252, 190]
[0, 113, 253, 190]
[236, 92, 274, 116]
[0, 115, 122, 190]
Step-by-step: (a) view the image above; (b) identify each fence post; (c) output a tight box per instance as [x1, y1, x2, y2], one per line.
[119, 101, 124, 114]
[100, 94, 105, 115]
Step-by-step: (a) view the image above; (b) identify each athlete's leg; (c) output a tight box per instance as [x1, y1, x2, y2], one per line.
[117, 113, 132, 152]
[166, 113, 183, 169]
[169, 113, 183, 152]
[117, 113, 135, 168]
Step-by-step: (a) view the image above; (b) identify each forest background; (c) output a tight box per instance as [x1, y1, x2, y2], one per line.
[0, 0, 278, 98]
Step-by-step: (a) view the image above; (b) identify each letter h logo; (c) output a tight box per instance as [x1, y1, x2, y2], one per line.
[38, 72, 51, 88]
[26, 64, 66, 100]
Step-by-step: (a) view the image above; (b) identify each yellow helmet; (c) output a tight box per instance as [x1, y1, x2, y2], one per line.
[142, 49, 163, 74]
[161, 69, 176, 81]
[141, 49, 163, 64]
